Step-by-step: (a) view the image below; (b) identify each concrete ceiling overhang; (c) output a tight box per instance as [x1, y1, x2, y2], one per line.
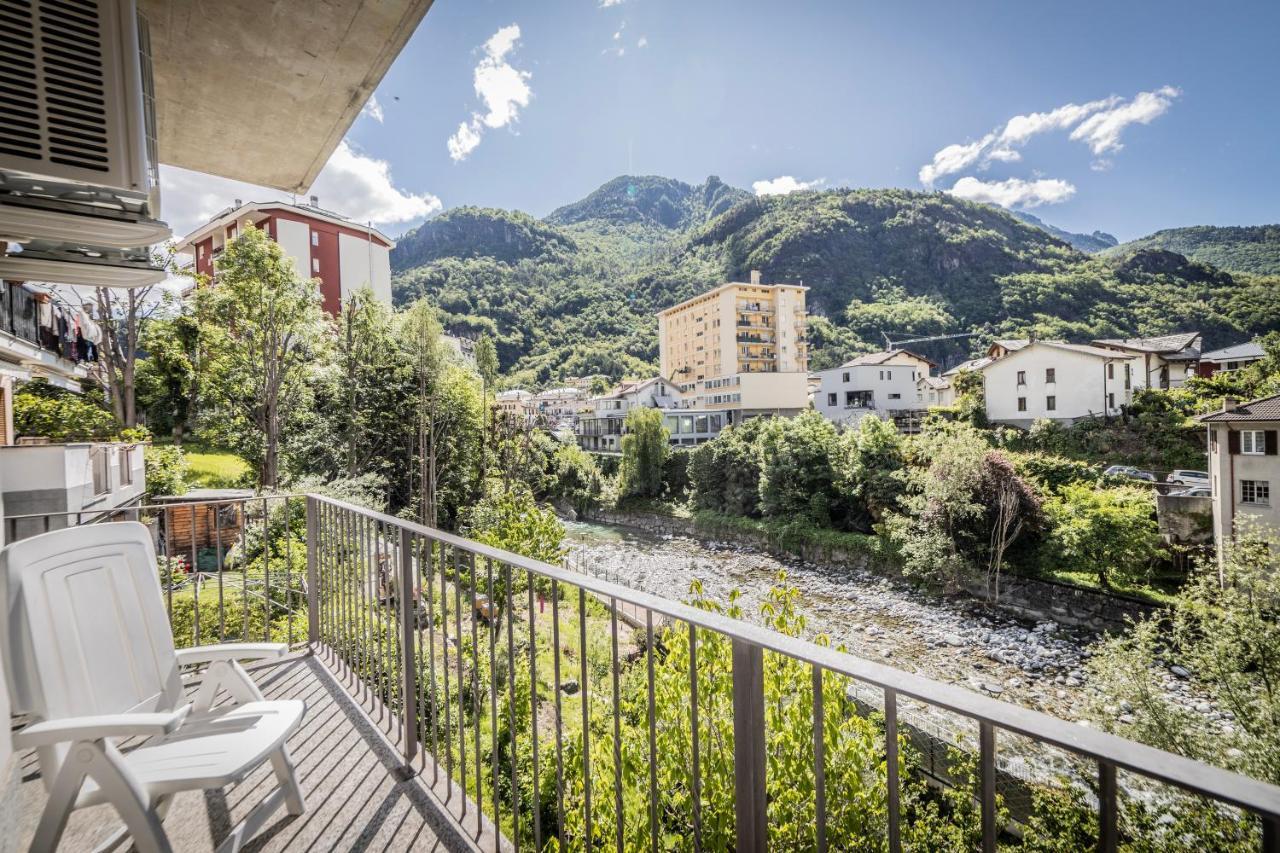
[140, 0, 433, 193]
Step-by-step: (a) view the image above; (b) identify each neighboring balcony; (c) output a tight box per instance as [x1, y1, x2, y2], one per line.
[0, 440, 145, 541]
[13, 493, 1280, 852]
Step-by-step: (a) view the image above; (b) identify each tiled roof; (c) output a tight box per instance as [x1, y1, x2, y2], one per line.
[840, 348, 936, 368]
[993, 339, 1031, 351]
[1201, 342, 1266, 362]
[1092, 332, 1201, 355]
[918, 375, 948, 389]
[943, 356, 991, 376]
[1198, 393, 1280, 422]
[1041, 341, 1131, 359]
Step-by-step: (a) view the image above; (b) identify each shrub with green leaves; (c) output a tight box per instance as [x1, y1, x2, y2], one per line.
[143, 444, 189, 498]
[618, 407, 668, 499]
[14, 384, 118, 441]
[1044, 484, 1160, 588]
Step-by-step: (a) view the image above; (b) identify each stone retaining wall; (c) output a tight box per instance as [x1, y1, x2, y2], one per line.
[584, 508, 1157, 631]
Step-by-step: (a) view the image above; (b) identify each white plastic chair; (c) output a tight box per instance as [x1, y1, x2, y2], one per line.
[1, 522, 307, 853]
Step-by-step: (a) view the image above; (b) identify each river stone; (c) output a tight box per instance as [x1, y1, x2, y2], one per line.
[1170, 665, 1191, 679]
[560, 679, 580, 695]
[943, 633, 965, 647]
[982, 683, 1004, 695]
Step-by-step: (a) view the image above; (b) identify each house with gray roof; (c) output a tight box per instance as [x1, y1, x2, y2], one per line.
[1199, 394, 1280, 558]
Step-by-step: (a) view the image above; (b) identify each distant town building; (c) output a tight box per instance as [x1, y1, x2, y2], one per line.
[442, 334, 476, 366]
[981, 340, 1127, 427]
[1198, 341, 1266, 377]
[495, 389, 534, 422]
[533, 387, 586, 423]
[812, 350, 935, 431]
[917, 374, 953, 407]
[174, 198, 394, 315]
[1199, 394, 1280, 561]
[657, 270, 808, 381]
[1091, 332, 1201, 391]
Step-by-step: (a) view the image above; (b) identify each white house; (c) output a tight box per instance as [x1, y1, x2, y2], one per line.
[1199, 394, 1280, 560]
[533, 387, 586, 423]
[813, 350, 934, 426]
[981, 341, 1126, 427]
[1199, 341, 1266, 376]
[1092, 332, 1201, 392]
[917, 374, 954, 407]
[577, 377, 681, 453]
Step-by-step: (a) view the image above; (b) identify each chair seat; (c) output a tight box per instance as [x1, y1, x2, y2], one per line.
[77, 700, 306, 806]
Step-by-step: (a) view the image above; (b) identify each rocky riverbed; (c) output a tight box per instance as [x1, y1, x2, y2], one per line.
[563, 519, 1220, 735]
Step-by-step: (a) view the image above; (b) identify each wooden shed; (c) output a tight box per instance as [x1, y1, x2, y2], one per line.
[152, 489, 255, 571]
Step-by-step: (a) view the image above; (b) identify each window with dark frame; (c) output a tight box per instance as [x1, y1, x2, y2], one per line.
[1017, 397, 1027, 412]
[1016, 370, 1026, 385]
[1046, 396, 1056, 411]
[1046, 368, 1055, 383]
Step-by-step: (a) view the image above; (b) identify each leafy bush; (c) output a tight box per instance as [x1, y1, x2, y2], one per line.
[547, 443, 604, 515]
[833, 414, 906, 527]
[143, 444, 189, 498]
[688, 418, 768, 517]
[14, 384, 118, 441]
[1044, 484, 1160, 588]
[463, 486, 566, 565]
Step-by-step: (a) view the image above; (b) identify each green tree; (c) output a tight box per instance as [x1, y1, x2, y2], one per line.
[1086, 523, 1280, 787]
[758, 411, 841, 525]
[194, 224, 327, 489]
[834, 414, 905, 527]
[135, 307, 199, 443]
[1044, 484, 1160, 588]
[13, 381, 118, 441]
[618, 407, 668, 499]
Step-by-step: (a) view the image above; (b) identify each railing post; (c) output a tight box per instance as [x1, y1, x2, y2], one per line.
[305, 497, 319, 645]
[732, 638, 767, 852]
[398, 525, 419, 770]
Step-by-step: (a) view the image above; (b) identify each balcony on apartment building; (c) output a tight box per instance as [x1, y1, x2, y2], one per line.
[12, 493, 1280, 852]
[1, 440, 145, 542]
[0, 282, 94, 392]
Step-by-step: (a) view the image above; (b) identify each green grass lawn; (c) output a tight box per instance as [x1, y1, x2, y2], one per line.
[157, 441, 253, 488]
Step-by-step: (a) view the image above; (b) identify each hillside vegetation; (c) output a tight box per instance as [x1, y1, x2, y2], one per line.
[1103, 224, 1280, 275]
[390, 177, 1280, 383]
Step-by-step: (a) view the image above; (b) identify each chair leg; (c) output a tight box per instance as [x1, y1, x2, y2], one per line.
[270, 746, 305, 816]
[85, 742, 172, 853]
[30, 753, 87, 852]
[91, 795, 173, 853]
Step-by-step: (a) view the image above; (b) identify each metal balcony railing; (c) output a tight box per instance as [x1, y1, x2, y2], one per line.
[9, 494, 1280, 851]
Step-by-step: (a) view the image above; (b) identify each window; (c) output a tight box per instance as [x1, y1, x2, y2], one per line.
[311, 231, 319, 246]
[1124, 364, 1131, 390]
[1241, 430, 1267, 455]
[1108, 393, 1115, 409]
[1046, 396, 1056, 411]
[1017, 397, 1027, 412]
[827, 392, 837, 406]
[1045, 368, 1056, 383]
[311, 257, 320, 273]
[1107, 363, 1114, 379]
[1016, 370, 1026, 385]
[888, 393, 901, 400]
[1241, 479, 1270, 506]
[842, 372, 850, 383]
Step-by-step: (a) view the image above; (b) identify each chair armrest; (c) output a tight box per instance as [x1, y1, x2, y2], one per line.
[14, 706, 190, 748]
[175, 643, 288, 666]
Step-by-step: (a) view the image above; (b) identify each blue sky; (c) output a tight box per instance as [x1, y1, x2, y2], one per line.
[166, 0, 1280, 243]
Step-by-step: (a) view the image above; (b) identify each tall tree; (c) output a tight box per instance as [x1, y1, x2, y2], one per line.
[195, 224, 327, 489]
[618, 406, 669, 499]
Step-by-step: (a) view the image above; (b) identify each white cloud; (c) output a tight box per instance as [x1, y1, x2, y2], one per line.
[159, 140, 439, 238]
[1069, 86, 1181, 155]
[360, 94, 384, 123]
[918, 134, 994, 186]
[752, 175, 825, 196]
[918, 88, 1177, 187]
[448, 24, 532, 162]
[637, 36, 648, 47]
[946, 176, 1076, 209]
[599, 0, 624, 6]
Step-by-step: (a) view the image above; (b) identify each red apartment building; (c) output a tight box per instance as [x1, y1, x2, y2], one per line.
[175, 198, 395, 314]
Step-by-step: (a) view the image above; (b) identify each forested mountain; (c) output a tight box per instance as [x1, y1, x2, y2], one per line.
[1101, 225, 1280, 275]
[390, 177, 1280, 384]
[1010, 210, 1118, 254]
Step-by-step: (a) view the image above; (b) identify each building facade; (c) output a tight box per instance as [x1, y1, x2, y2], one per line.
[813, 350, 934, 427]
[533, 387, 586, 423]
[175, 199, 394, 315]
[657, 271, 808, 382]
[577, 377, 681, 454]
[981, 341, 1126, 427]
[1200, 395, 1280, 556]
[1092, 333, 1201, 391]
[495, 389, 534, 422]
[1198, 342, 1265, 377]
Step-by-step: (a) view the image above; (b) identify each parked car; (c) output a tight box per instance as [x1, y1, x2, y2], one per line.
[1170, 487, 1211, 497]
[1104, 465, 1157, 482]
[1166, 469, 1210, 487]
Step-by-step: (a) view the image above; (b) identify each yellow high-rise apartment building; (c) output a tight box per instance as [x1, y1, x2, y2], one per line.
[656, 271, 809, 417]
[658, 270, 808, 381]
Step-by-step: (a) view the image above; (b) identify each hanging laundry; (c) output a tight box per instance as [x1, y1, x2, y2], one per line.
[78, 302, 102, 362]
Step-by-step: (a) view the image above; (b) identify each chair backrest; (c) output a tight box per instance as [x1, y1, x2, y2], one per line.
[1, 522, 183, 728]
